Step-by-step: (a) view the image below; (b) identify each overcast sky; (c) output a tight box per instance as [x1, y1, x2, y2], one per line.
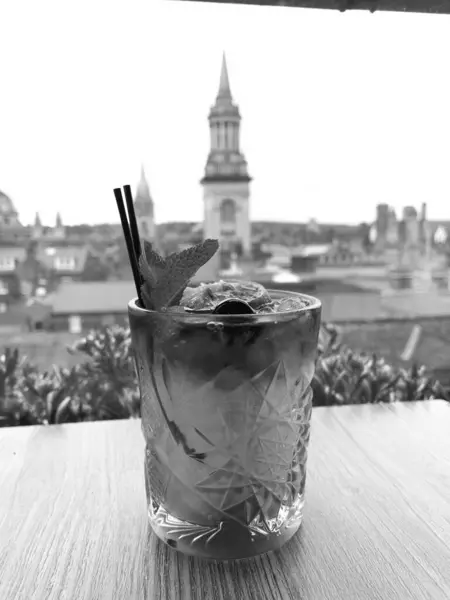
[1, 0, 449, 227]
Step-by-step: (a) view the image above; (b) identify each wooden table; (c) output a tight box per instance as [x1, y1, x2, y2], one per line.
[1, 400, 449, 600]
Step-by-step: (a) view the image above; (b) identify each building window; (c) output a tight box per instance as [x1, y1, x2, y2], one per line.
[0, 257, 15, 271]
[0, 303, 7, 314]
[224, 122, 228, 149]
[220, 199, 236, 224]
[216, 123, 221, 149]
[0, 280, 8, 295]
[69, 315, 82, 334]
[55, 257, 76, 270]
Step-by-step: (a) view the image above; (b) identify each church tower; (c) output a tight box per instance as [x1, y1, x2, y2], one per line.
[134, 166, 156, 244]
[201, 53, 252, 265]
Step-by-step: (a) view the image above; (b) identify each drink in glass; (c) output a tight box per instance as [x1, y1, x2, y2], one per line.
[128, 281, 321, 560]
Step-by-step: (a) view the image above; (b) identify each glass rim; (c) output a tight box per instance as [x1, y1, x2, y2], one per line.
[128, 289, 321, 324]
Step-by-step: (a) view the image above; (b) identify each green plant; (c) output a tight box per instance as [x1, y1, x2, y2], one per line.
[66, 326, 140, 420]
[0, 327, 140, 427]
[0, 322, 448, 428]
[313, 323, 449, 405]
[0, 348, 24, 426]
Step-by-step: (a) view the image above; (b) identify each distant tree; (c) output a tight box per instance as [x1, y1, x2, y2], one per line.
[234, 241, 243, 257]
[281, 225, 292, 239]
[106, 239, 134, 280]
[252, 242, 272, 264]
[359, 222, 372, 252]
[16, 240, 47, 296]
[293, 229, 304, 246]
[81, 253, 111, 281]
[189, 230, 204, 245]
[8, 273, 22, 300]
[325, 227, 336, 243]
[443, 240, 450, 267]
[66, 224, 94, 237]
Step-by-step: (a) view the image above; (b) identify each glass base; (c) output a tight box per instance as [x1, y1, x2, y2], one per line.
[147, 498, 304, 561]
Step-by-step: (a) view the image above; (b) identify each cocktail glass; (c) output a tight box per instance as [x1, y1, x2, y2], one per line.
[128, 289, 321, 560]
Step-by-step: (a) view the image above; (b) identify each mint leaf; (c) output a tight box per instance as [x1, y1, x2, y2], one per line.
[140, 282, 154, 310]
[137, 239, 219, 310]
[168, 283, 190, 308]
[152, 239, 219, 309]
[143, 240, 166, 271]
[138, 253, 157, 288]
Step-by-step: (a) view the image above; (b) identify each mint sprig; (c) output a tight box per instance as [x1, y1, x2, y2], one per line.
[138, 239, 219, 310]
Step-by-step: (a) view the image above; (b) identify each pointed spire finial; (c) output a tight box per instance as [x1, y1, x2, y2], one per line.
[136, 164, 152, 200]
[218, 52, 232, 99]
[34, 212, 42, 227]
[56, 212, 63, 228]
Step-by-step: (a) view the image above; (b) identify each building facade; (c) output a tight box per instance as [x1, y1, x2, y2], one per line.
[201, 54, 252, 271]
[49, 281, 134, 332]
[0, 190, 91, 304]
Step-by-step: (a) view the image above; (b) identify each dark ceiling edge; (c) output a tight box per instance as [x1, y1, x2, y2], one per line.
[168, 0, 450, 15]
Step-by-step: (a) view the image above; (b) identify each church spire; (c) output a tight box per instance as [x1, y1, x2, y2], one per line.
[217, 52, 232, 99]
[56, 212, 63, 228]
[134, 165, 154, 231]
[34, 212, 42, 228]
[202, 54, 251, 184]
[201, 55, 252, 265]
[140, 164, 146, 184]
[137, 164, 151, 198]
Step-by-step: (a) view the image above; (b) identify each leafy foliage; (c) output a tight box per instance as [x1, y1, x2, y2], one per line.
[0, 323, 448, 428]
[80, 252, 112, 281]
[313, 323, 449, 405]
[0, 326, 140, 427]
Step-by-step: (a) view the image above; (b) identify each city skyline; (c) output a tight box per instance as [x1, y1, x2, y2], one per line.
[1, 0, 450, 227]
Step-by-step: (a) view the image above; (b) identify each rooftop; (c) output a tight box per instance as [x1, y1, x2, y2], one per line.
[0, 246, 27, 261]
[51, 281, 136, 315]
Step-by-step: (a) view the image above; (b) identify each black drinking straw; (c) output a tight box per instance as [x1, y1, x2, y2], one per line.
[113, 187, 143, 305]
[123, 184, 142, 265]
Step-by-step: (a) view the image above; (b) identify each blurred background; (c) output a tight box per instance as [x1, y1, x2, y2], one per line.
[1, 0, 450, 390]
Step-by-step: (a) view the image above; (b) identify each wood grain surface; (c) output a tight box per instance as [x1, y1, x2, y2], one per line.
[1, 400, 449, 600]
